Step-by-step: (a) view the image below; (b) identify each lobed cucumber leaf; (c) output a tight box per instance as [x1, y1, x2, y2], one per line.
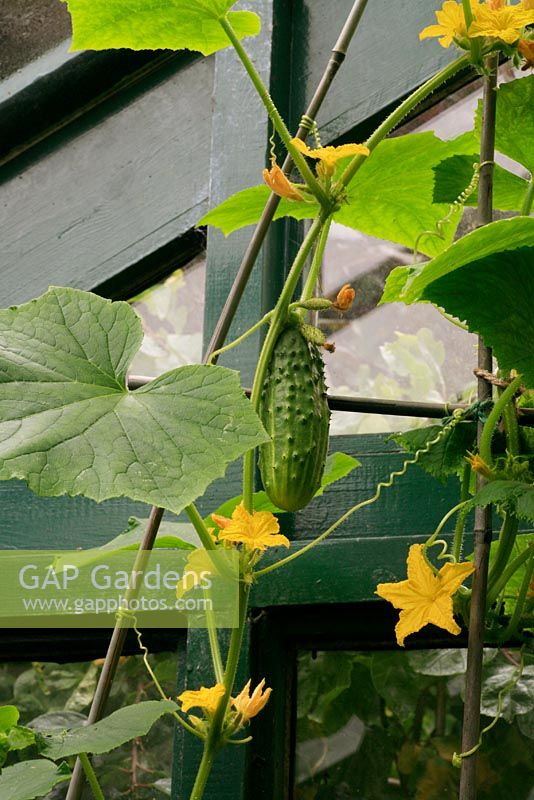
[0, 287, 268, 516]
[433, 153, 528, 210]
[381, 217, 534, 387]
[391, 421, 477, 484]
[475, 75, 534, 177]
[433, 76, 534, 210]
[0, 760, 71, 800]
[469, 480, 534, 523]
[61, 0, 261, 56]
[42, 700, 177, 760]
[200, 132, 478, 257]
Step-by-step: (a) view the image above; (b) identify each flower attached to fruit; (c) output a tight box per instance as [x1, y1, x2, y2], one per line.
[291, 138, 370, 178]
[333, 284, 356, 311]
[178, 684, 225, 716]
[468, 2, 534, 43]
[263, 158, 305, 201]
[419, 0, 479, 48]
[232, 679, 272, 724]
[376, 544, 475, 646]
[212, 502, 289, 551]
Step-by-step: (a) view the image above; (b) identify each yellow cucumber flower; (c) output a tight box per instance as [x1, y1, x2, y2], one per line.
[468, 2, 534, 43]
[290, 137, 369, 177]
[232, 678, 272, 723]
[175, 547, 218, 599]
[376, 544, 475, 647]
[263, 158, 305, 201]
[212, 502, 289, 552]
[419, 0, 479, 48]
[178, 684, 225, 716]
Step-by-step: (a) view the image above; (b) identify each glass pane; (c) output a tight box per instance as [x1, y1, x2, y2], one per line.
[318, 67, 525, 435]
[129, 254, 206, 378]
[294, 649, 534, 800]
[0, 0, 71, 81]
[0, 653, 176, 799]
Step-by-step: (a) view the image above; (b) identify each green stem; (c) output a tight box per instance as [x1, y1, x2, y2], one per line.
[498, 548, 534, 642]
[189, 582, 251, 800]
[189, 745, 216, 800]
[521, 177, 534, 217]
[242, 215, 327, 510]
[486, 543, 533, 608]
[133, 626, 205, 739]
[184, 503, 217, 551]
[78, 754, 105, 800]
[299, 216, 333, 307]
[337, 55, 470, 192]
[501, 387, 520, 457]
[425, 500, 469, 552]
[461, 0, 481, 64]
[207, 312, 272, 365]
[218, 16, 330, 207]
[479, 375, 523, 467]
[486, 513, 519, 605]
[205, 595, 225, 684]
[453, 464, 472, 562]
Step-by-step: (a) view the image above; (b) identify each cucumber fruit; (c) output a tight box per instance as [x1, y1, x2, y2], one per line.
[259, 322, 330, 512]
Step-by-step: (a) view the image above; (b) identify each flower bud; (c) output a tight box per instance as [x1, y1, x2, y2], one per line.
[297, 298, 333, 311]
[466, 453, 494, 480]
[333, 284, 356, 311]
[519, 39, 534, 69]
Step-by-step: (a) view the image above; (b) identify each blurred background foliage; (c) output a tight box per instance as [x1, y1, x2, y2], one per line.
[295, 648, 534, 800]
[0, 652, 177, 798]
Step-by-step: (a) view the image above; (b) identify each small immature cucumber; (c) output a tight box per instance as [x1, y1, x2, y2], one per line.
[259, 322, 330, 512]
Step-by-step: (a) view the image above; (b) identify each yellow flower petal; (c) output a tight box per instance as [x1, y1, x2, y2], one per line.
[468, 4, 534, 42]
[419, 0, 480, 47]
[263, 160, 305, 201]
[376, 544, 474, 647]
[290, 137, 369, 168]
[215, 502, 289, 551]
[178, 684, 225, 715]
[232, 678, 272, 723]
[176, 548, 219, 599]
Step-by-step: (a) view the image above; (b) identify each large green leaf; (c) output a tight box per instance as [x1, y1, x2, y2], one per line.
[391, 421, 477, 484]
[476, 75, 534, 176]
[0, 287, 267, 515]
[200, 133, 477, 256]
[408, 649, 467, 676]
[471, 480, 534, 525]
[381, 217, 534, 386]
[42, 699, 177, 759]
[62, 0, 261, 56]
[433, 77, 534, 209]
[0, 706, 19, 732]
[0, 760, 71, 800]
[480, 660, 534, 723]
[433, 154, 528, 211]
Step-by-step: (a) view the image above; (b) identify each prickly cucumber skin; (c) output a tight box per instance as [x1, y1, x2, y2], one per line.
[259, 324, 330, 512]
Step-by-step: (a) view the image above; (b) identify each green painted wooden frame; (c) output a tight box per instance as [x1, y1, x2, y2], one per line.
[0, 1, 481, 797]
